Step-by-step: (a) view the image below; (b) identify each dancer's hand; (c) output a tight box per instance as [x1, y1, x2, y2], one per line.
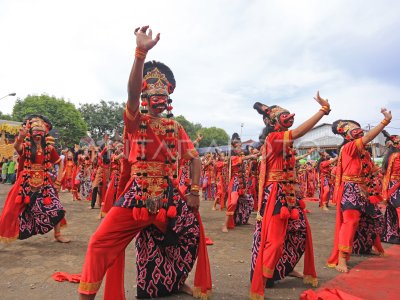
[381, 107, 392, 121]
[18, 126, 28, 140]
[187, 194, 200, 211]
[134, 25, 160, 51]
[313, 91, 329, 108]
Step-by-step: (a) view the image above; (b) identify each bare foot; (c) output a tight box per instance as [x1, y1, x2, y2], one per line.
[180, 283, 193, 296]
[55, 234, 71, 243]
[371, 248, 387, 257]
[212, 207, 217, 211]
[288, 270, 303, 278]
[88, 206, 94, 209]
[335, 264, 348, 273]
[322, 206, 329, 211]
[222, 225, 228, 233]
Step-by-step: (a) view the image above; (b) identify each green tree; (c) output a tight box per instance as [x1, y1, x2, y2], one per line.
[79, 100, 125, 141]
[0, 112, 15, 121]
[12, 94, 88, 147]
[174, 115, 202, 140]
[198, 127, 229, 147]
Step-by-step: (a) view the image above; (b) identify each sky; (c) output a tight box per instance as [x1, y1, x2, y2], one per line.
[1, 0, 400, 141]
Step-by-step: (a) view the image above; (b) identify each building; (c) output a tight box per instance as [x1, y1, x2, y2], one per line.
[294, 123, 387, 160]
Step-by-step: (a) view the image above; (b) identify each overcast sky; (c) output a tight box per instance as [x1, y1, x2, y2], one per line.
[1, 0, 399, 140]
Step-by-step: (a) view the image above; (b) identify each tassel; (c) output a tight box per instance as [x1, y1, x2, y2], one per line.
[43, 196, 52, 206]
[280, 206, 290, 220]
[290, 208, 300, 220]
[369, 195, 382, 204]
[132, 207, 140, 221]
[15, 195, 23, 204]
[298, 199, 306, 210]
[24, 195, 31, 205]
[167, 205, 177, 219]
[140, 207, 149, 222]
[155, 207, 167, 223]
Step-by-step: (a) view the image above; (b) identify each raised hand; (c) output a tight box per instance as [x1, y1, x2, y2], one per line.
[134, 25, 160, 51]
[18, 126, 28, 139]
[313, 91, 329, 107]
[381, 107, 392, 121]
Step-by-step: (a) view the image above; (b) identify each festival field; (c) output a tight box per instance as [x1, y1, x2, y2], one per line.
[0, 184, 397, 300]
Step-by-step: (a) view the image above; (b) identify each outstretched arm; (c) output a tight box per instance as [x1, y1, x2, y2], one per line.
[127, 25, 160, 113]
[362, 108, 392, 145]
[291, 92, 330, 140]
[295, 148, 315, 161]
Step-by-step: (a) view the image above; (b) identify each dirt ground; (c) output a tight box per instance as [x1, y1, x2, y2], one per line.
[0, 184, 388, 300]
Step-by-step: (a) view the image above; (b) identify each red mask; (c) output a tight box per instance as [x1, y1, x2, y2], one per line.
[348, 128, 364, 140]
[32, 130, 45, 137]
[149, 94, 168, 114]
[277, 112, 295, 128]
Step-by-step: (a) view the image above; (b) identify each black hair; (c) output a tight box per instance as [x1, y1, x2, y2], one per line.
[332, 119, 361, 151]
[382, 146, 400, 173]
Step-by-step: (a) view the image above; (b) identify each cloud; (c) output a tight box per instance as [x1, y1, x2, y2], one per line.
[1, 0, 399, 138]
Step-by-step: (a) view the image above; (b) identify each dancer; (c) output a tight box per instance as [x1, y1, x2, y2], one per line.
[327, 108, 392, 273]
[222, 133, 257, 232]
[78, 25, 211, 300]
[0, 114, 69, 243]
[381, 131, 400, 244]
[212, 150, 228, 210]
[250, 93, 328, 299]
[317, 152, 338, 211]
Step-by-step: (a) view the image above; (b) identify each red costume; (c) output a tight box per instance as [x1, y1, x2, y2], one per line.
[381, 132, 400, 244]
[250, 102, 318, 299]
[78, 58, 211, 299]
[328, 120, 384, 268]
[0, 115, 66, 242]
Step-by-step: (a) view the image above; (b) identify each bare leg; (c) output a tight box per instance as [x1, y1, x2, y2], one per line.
[222, 215, 229, 233]
[321, 203, 329, 211]
[212, 197, 219, 210]
[180, 283, 193, 296]
[79, 294, 95, 300]
[288, 270, 303, 278]
[54, 222, 71, 243]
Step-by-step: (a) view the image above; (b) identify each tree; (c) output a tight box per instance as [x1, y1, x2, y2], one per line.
[197, 127, 229, 147]
[79, 100, 125, 142]
[12, 94, 88, 147]
[174, 115, 202, 140]
[0, 112, 15, 121]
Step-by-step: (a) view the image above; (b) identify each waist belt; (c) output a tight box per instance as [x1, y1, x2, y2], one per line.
[342, 175, 364, 184]
[266, 170, 296, 182]
[390, 174, 400, 181]
[131, 161, 167, 178]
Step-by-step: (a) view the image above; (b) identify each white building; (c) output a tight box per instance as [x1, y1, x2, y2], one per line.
[294, 123, 386, 159]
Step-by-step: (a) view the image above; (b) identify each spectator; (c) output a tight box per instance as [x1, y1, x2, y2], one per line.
[7, 157, 17, 184]
[1, 159, 8, 184]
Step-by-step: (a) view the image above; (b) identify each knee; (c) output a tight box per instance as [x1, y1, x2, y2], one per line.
[265, 239, 285, 254]
[343, 210, 360, 228]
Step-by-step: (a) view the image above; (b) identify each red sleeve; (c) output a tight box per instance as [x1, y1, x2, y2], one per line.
[177, 122, 198, 161]
[124, 105, 140, 134]
[50, 146, 61, 164]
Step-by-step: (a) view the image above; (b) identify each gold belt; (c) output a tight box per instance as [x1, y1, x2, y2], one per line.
[390, 174, 400, 181]
[131, 161, 167, 178]
[266, 170, 295, 182]
[342, 174, 364, 183]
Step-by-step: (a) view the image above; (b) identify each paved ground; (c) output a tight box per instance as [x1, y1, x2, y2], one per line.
[0, 184, 390, 300]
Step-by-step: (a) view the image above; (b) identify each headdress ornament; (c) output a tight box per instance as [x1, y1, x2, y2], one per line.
[332, 119, 361, 140]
